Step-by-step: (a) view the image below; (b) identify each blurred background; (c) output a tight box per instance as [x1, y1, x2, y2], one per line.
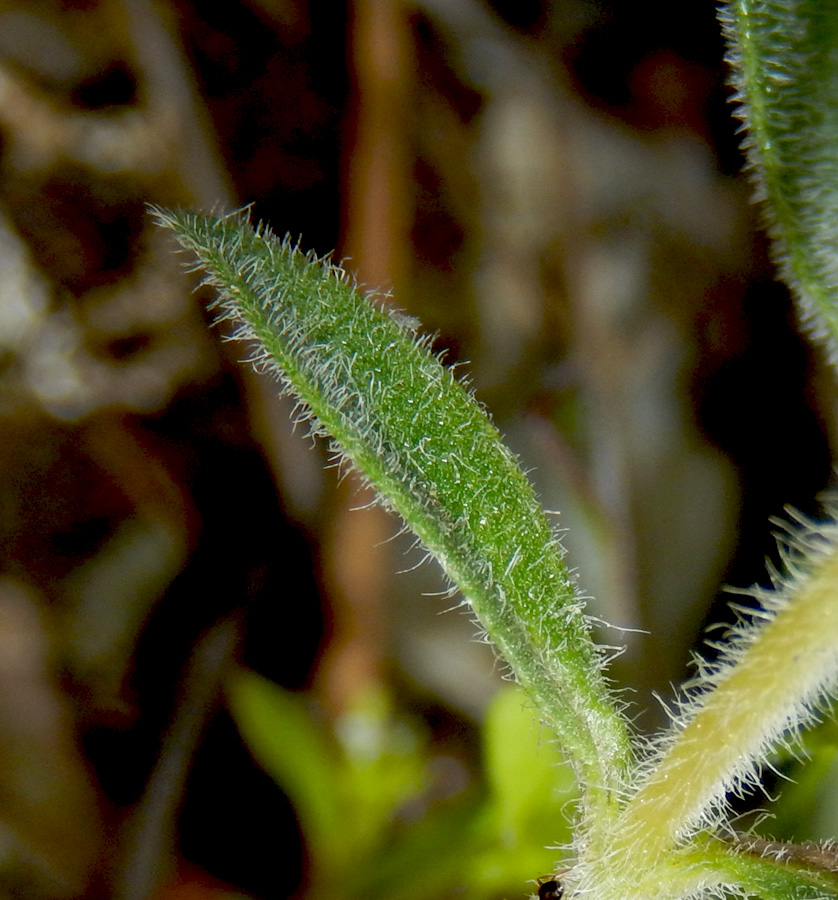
[0, 0, 835, 898]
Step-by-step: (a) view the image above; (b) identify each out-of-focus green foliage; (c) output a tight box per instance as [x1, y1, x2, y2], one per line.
[755, 715, 838, 842]
[227, 671, 575, 900]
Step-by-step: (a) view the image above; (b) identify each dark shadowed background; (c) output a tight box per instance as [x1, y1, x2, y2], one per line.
[0, 1, 832, 898]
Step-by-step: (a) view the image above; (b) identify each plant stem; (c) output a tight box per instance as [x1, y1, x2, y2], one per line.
[614, 530, 838, 862]
[720, 0, 838, 362]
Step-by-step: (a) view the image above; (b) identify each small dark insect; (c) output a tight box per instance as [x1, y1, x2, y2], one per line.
[537, 876, 564, 900]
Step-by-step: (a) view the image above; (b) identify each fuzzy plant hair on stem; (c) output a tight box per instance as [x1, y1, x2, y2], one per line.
[719, 0, 838, 363]
[571, 509, 838, 900]
[555, 1, 838, 899]
[155, 160, 838, 900]
[151, 208, 633, 837]
[617, 512, 838, 859]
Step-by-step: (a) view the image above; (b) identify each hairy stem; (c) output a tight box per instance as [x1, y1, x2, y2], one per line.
[720, 0, 838, 362]
[615, 524, 838, 862]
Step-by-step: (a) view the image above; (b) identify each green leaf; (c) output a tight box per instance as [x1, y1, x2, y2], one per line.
[720, 0, 838, 362]
[482, 686, 576, 849]
[153, 208, 632, 827]
[225, 668, 346, 866]
[698, 835, 838, 900]
[328, 686, 429, 858]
